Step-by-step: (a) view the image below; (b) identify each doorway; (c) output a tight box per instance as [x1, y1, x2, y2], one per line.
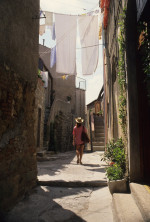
[137, 1, 150, 182]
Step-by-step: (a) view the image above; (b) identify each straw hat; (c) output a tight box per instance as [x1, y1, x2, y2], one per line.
[75, 117, 84, 123]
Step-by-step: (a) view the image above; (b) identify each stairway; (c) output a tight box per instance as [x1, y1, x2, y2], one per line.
[92, 115, 105, 151]
[112, 183, 150, 222]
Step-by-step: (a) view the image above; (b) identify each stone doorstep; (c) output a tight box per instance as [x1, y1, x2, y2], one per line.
[37, 180, 107, 188]
[112, 183, 150, 222]
[112, 193, 144, 222]
[130, 183, 150, 221]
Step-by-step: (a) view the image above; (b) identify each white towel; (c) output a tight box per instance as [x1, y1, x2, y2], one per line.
[39, 24, 45, 36]
[50, 46, 56, 68]
[41, 71, 48, 88]
[55, 14, 77, 74]
[78, 16, 99, 75]
[45, 11, 53, 26]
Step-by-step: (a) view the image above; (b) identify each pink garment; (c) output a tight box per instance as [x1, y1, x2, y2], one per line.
[73, 126, 87, 145]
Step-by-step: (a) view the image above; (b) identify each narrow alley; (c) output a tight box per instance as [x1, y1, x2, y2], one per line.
[4, 151, 113, 222]
[1, 0, 150, 221]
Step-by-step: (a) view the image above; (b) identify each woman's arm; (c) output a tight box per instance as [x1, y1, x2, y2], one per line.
[73, 134, 75, 146]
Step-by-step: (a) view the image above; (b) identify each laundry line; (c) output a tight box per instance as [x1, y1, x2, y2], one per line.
[39, 43, 104, 55]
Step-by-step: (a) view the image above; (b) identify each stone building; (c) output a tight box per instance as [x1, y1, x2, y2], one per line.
[102, 0, 150, 182]
[39, 44, 81, 152]
[34, 77, 46, 152]
[0, 0, 39, 213]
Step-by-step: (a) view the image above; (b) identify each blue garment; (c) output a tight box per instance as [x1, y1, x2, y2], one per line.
[50, 46, 56, 68]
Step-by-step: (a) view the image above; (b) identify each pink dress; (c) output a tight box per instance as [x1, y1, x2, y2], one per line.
[73, 126, 87, 145]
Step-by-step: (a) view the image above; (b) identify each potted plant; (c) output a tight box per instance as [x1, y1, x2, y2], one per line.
[101, 138, 128, 194]
[97, 110, 103, 116]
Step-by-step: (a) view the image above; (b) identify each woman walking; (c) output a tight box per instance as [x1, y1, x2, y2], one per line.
[73, 117, 89, 165]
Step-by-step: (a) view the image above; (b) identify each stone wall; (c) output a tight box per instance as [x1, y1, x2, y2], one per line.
[53, 75, 76, 114]
[49, 111, 74, 152]
[0, 0, 39, 82]
[0, 67, 37, 213]
[104, 0, 126, 141]
[104, 0, 142, 180]
[75, 88, 85, 120]
[34, 78, 45, 152]
[0, 0, 39, 213]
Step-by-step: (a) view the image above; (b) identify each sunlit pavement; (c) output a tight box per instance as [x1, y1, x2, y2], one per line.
[5, 151, 114, 222]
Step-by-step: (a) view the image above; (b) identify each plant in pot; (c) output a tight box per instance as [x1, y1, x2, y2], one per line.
[101, 138, 128, 194]
[97, 110, 103, 116]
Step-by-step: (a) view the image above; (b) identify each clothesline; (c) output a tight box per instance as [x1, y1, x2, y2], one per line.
[39, 11, 100, 75]
[39, 43, 104, 56]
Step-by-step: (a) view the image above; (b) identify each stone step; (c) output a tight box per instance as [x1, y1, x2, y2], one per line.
[93, 141, 105, 146]
[95, 129, 104, 133]
[94, 118, 104, 123]
[130, 183, 150, 221]
[94, 120, 104, 123]
[37, 150, 46, 157]
[37, 180, 107, 187]
[113, 193, 144, 222]
[95, 125, 104, 128]
[95, 132, 105, 137]
[93, 146, 105, 151]
[94, 137, 105, 142]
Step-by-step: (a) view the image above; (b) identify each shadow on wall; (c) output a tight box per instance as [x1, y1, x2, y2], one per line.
[49, 111, 74, 152]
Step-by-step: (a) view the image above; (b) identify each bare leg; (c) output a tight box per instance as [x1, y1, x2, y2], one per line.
[79, 144, 84, 164]
[76, 145, 80, 163]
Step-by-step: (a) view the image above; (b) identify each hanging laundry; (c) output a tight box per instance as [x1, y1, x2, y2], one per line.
[78, 15, 99, 75]
[87, 11, 94, 16]
[40, 10, 45, 26]
[45, 11, 53, 26]
[41, 71, 48, 88]
[55, 14, 77, 74]
[52, 23, 56, 40]
[99, 25, 102, 40]
[50, 46, 56, 68]
[61, 75, 69, 80]
[39, 24, 45, 35]
[95, 9, 99, 14]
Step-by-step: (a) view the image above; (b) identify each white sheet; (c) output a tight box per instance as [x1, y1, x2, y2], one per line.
[55, 14, 77, 74]
[78, 16, 99, 75]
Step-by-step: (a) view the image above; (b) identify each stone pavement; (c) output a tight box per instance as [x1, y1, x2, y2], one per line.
[37, 151, 107, 186]
[4, 151, 114, 222]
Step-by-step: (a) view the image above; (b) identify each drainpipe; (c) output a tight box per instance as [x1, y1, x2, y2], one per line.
[89, 111, 93, 152]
